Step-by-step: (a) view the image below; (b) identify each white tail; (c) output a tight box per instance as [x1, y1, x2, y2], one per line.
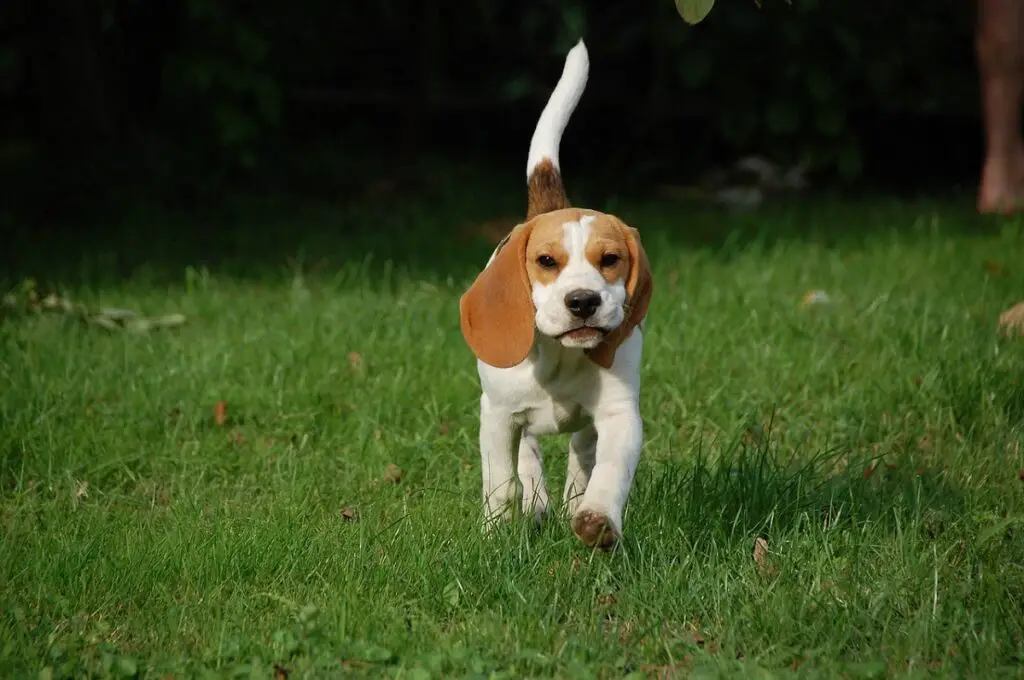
[526, 39, 590, 181]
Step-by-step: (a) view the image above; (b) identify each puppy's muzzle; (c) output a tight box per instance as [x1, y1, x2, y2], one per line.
[564, 289, 601, 319]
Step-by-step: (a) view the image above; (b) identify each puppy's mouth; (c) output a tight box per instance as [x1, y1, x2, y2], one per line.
[556, 326, 610, 342]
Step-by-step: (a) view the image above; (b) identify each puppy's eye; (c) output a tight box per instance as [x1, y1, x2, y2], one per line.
[599, 253, 620, 268]
[537, 255, 557, 269]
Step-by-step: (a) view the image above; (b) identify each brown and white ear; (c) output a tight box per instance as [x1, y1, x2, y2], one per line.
[587, 219, 653, 369]
[459, 222, 537, 368]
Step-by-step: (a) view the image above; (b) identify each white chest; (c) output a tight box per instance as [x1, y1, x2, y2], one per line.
[478, 346, 599, 436]
[518, 397, 591, 435]
[477, 332, 643, 438]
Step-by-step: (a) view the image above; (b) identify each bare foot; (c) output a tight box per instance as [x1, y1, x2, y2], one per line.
[979, 151, 1024, 213]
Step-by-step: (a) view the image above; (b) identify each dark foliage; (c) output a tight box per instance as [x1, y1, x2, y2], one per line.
[0, 0, 982, 218]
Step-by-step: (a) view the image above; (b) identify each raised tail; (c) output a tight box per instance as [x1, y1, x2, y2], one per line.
[525, 39, 589, 220]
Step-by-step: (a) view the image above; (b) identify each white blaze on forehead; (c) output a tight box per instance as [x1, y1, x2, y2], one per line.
[562, 215, 595, 268]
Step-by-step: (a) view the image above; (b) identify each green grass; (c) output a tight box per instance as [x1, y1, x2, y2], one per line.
[2, 182, 1024, 679]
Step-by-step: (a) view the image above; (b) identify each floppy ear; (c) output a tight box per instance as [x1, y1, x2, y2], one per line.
[459, 223, 537, 368]
[587, 219, 653, 369]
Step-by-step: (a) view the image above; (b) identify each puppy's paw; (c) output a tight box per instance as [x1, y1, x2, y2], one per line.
[571, 509, 621, 550]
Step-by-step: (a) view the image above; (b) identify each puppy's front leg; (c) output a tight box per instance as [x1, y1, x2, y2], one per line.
[479, 394, 521, 527]
[571, 401, 643, 549]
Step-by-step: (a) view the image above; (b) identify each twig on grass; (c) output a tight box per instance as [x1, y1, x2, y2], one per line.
[1, 279, 186, 332]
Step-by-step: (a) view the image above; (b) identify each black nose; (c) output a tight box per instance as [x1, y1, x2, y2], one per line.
[564, 289, 602, 319]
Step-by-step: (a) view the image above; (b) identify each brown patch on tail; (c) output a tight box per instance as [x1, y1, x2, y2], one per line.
[527, 159, 571, 220]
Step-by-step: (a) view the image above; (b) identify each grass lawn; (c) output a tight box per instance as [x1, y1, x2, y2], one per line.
[2, 177, 1024, 678]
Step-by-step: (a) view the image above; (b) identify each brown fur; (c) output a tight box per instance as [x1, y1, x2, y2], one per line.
[526, 159, 571, 220]
[585, 215, 653, 369]
[584, 218, 631, 285]
[523, 212, 572, 286]
[459, 222, 537, 369]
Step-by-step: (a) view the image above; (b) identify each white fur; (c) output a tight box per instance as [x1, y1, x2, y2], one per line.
[476, 324, 645, 538]
[526, 39, 589, 179]
[470, 39, 646, 546]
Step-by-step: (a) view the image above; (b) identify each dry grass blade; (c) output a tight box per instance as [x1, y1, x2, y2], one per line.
[753, 537, 778, 578]
[384, 463, 403, 484]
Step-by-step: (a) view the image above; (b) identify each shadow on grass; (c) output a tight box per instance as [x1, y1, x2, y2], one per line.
[633, 427, 973, 555]
[0, 155, 1009, 290]
[634, 337, 1024, 551]
[935, 354, 1024, 439]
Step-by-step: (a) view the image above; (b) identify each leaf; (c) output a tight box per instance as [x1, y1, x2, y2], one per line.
[998, 301, 1024, 336]
[753, 537, 778, 577]
[384, 463, 403, 484]
[213, 400, 228, 426]
[983, 260, 1008, 277]
[675, 0, 716, 25]
[753, 537, 769, 571]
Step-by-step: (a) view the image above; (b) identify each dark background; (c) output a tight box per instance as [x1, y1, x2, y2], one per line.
[0, 0, 989, 279]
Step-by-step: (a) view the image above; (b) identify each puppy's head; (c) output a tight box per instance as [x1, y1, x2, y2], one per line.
[459, 207, 652, 369]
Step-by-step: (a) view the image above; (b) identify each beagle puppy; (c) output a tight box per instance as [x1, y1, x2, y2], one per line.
[459, 40, 653, 550]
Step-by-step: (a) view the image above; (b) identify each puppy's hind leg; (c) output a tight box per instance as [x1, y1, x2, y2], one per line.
[563, 424, 597, 517]
[518, 431, 550, 524]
